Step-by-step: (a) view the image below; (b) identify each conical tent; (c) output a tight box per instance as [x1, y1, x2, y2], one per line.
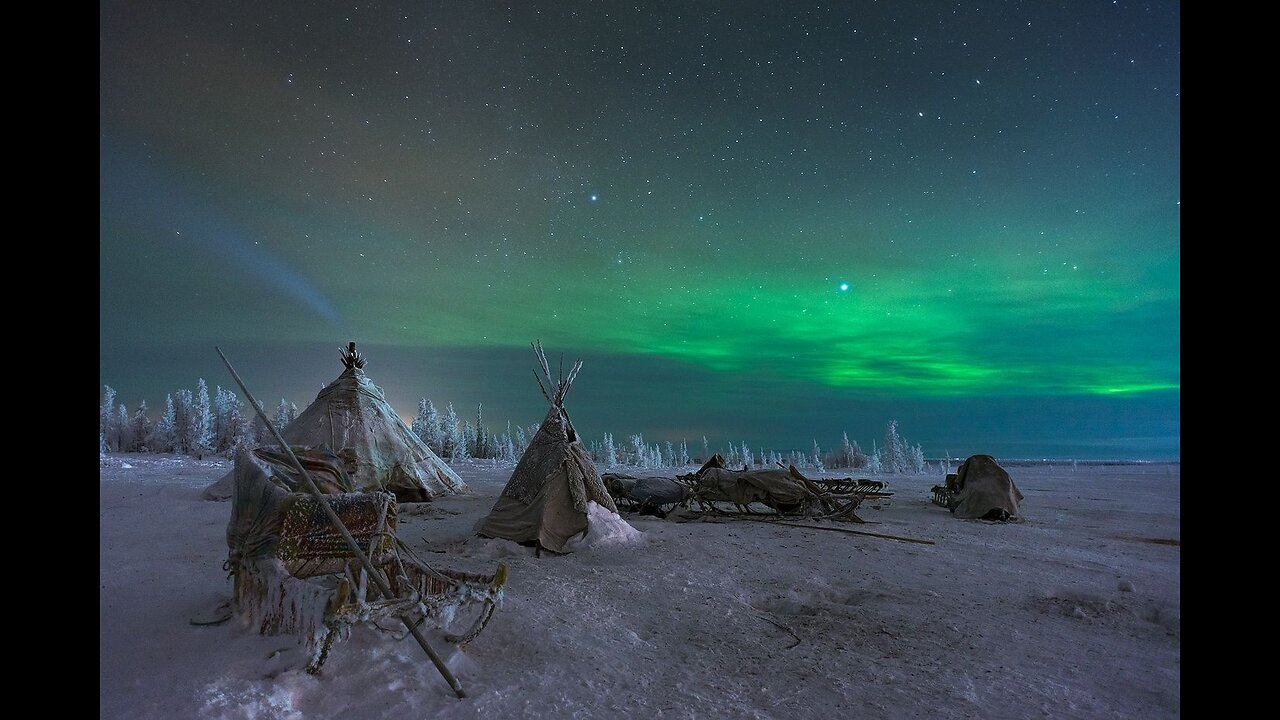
[203, 343, 467, 502]
[476, 342, 618, 553]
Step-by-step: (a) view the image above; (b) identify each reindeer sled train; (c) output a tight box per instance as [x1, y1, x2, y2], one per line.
[604, 455, 892, 522]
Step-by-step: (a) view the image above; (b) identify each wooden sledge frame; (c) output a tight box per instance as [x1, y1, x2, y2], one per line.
[675, 464, 891, 523]
[219, 345, 490, 697]
[282, 491, 508, 674]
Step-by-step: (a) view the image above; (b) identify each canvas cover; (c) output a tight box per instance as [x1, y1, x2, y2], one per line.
[204, 364, 466, 502]
[692, 467, 813, 514]
[477, 405, 619, 553]
[950, 454, 1024, 520]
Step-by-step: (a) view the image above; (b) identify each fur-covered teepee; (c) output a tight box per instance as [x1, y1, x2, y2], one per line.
[203, 342, 467, 502]
[476, 342, 620, 553]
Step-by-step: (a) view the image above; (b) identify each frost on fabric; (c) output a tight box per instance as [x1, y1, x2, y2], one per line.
[564, 500, 643, 551]
[235, 558, 336, 646]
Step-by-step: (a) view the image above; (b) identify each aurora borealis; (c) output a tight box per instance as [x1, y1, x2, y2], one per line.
[100, 1, 1179, 459]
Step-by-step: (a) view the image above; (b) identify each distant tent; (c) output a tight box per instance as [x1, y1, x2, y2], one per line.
[476, 342, 622, 553]
[948, 454, 1024, 520]
[203, 343, 467, 502]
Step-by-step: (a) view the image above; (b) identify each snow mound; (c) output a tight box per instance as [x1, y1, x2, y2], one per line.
[564, 501, 643, 551]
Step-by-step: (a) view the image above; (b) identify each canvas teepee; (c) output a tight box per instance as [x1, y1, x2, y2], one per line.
[203, 343, 467, 502]
[476, 342, 620, 553]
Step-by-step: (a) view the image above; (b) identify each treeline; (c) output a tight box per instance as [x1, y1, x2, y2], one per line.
[100, 384, 930, 475]
[99, 382, 296, 458]
[583, 419, 928, 474]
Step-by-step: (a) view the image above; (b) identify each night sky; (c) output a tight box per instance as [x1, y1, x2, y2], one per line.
[100, 1, 1180, 460]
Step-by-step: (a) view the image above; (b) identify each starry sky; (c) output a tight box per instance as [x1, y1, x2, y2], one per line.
[100, 1, 1180, 460]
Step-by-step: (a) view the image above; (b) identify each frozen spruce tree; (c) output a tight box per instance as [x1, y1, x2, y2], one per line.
[472, 404, 492, 459]
[867, 440, 883, 474]
[101, 386, 118, 452]
[602, 432, 617, 468]
[910, 443, 926, 474]
[213, 387, 245, 454]
[130, 402, 152, 452]
[244, 398, 269, 447]
[192, 379, 214, 458]
[153, 393, 177, 453]
[116, 405, 132, 453]
[412, 399, 444, 455]
[173, 388, 195, 454]
[272, 398, 294, 433]
[884, 420, 908, 474]
[498, 426, 516, 463]
[461, 421, 477, 461]
[441, 402, 463, 460]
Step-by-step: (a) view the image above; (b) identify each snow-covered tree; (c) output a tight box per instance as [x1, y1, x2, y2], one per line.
[101, 386, 118, 452]
[460, 421, 476, 461]
[152, 393, 177, 453]
[273, 398, 298, 434]
[834, 427, 865, 468]
[883, 420, 909, 474]
[441, 402, 463, 460]
[909, 443, 926, 474]
[498, 424, 516, 463]
[172, 388, 194, 454]
[471, 404, 493, 459]
[701, 436, 710, 462]
[130, 401, 152, 452]
[191, 379, 214, 457]
[214, 387, 246, 454]
[601, 432, 617, 468]
[116, 404, 131, 453]
[412, 399, 444, 455]
[867, 440, 883, 474]
[248, 399, 270, 447]
[513, 425, 529, 456]
[678, 440, 690, 467]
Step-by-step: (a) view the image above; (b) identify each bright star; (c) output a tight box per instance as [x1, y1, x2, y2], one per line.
[590, 194, 598, 202]
[839, 282, 849, 292]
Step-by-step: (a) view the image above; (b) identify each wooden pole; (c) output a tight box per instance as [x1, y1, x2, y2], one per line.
[216, 347, 467, 699]
[775, 521, 935, 545]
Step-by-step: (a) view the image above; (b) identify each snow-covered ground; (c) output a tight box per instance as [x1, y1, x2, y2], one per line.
[101, 454, 1179, 719]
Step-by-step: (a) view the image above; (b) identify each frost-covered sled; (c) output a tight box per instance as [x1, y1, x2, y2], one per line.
[675, 454, 889, 522]
[602, 472, 692, 517]
[225, 448, 507, 674]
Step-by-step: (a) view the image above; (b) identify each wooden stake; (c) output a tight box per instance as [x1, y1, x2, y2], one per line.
[772, 520, 935, 545]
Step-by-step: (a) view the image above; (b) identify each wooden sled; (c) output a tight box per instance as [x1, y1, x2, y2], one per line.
[232, 490, 507, 674]
[931, 473, 959, 508]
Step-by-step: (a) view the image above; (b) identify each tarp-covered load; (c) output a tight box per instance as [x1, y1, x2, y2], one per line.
[205, 343, 467, 502]
[676, 454, 878, 521]
[946, 454, 1024, 520]
[603, 473, 691, 516]
[476, 342, 629, 553]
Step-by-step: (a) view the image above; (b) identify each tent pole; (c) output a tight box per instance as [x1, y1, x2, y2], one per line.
[216, 346, 467, 699]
